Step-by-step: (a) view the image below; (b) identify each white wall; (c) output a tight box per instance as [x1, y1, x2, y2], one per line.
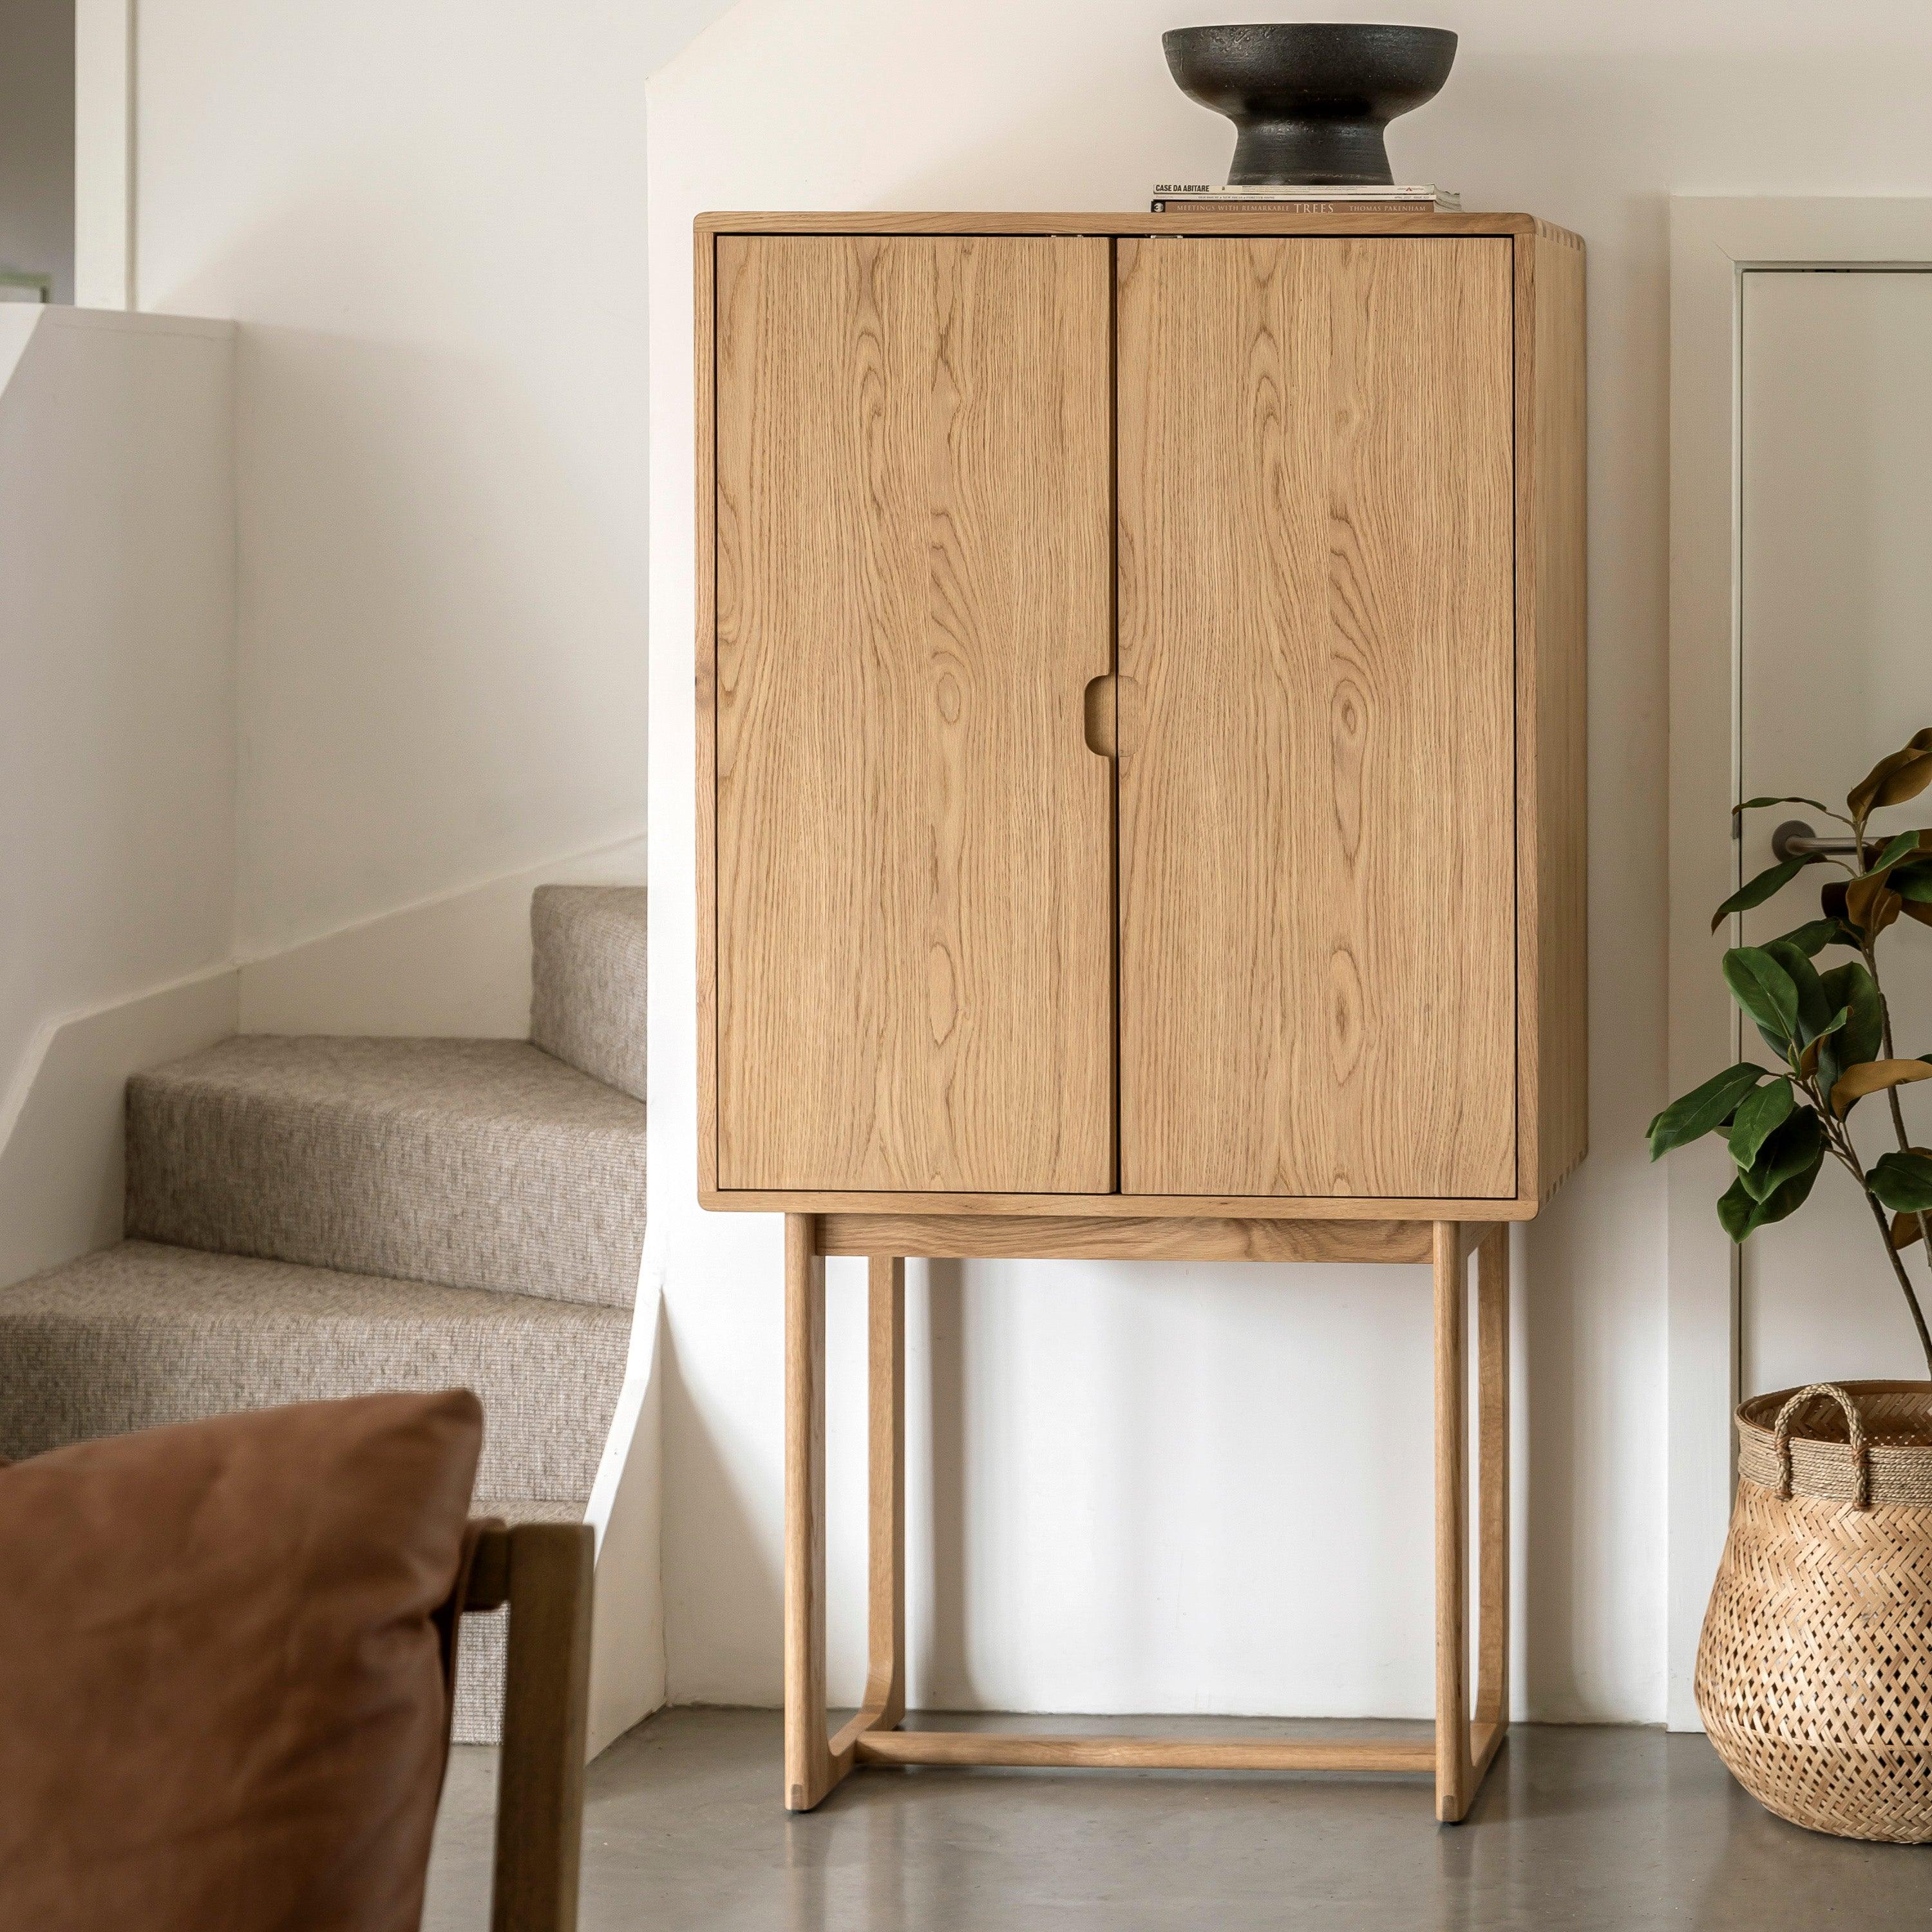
[111, 0, 732, 1761]
[0, 0, 74, 301]
[647, 0, 1932, 1726]
[0, 306, 236, 1279]
[130, 0, 732, 960]
[235, 834, 647, 1039]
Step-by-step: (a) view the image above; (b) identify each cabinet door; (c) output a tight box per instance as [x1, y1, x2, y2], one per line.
[714, 235, 1114, 1192]
[1116, 237, 1515, 1198]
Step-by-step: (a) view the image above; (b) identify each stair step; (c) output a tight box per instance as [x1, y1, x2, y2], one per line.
[452, 1496, 589, 1747]
[530, 885, 647, 1103]
[126, 1036, 645, 1309]
[0, 1242, 627, 1501]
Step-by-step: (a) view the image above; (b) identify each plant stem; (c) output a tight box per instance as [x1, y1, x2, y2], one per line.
[1796, 1052, 1932, 1378]
[1862, 1184, 1932, 1379]
[1868, 950, 1932, 1264]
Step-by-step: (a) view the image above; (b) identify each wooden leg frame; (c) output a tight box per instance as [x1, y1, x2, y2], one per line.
[784, 1215, 1511, 1824]
[463, 1519, 594, 1931]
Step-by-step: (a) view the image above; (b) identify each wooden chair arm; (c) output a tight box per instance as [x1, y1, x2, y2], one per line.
[460, 1521, 593, 1932]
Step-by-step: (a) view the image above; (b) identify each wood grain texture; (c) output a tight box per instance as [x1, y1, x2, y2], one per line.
[782, 1215, 838, 1810]
[851, 1730, 1435, 1772]
[696, 211, 1580, 243]
[815, 1211, 1433, 1263]
[705, 1184, 1540, 1220]
[712, 234, 1113, 1192]
[1434, 1221, 1470, 1822]
[864, 1255, 905, 1730]
[696, 225, 719, 1193]
[1475, 1224, 1510, 1733]
[1117, 238, 1517, 1199]
[776, 1211, 1520, 1817]
[1515, 231, 1590, 1202]
[491, 1523, 593, 1932]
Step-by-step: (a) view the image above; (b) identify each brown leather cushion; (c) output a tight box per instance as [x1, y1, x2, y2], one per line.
[0, 1390, 483, 1932]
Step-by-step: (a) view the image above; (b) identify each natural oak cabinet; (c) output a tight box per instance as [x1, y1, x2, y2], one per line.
[1117, 234, 1515, 1199]
[712, 234, 1115, 1195]
[697, 211, 1586, 1221]
[696, 208, 1585, 1826]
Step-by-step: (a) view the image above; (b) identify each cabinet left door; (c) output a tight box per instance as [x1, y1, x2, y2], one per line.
[708, 234, 1115, 1194]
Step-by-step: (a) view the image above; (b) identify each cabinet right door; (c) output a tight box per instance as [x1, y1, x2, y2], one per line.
[1116, 236, 1517, 1199]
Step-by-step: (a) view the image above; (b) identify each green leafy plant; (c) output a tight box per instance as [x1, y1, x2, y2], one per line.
[1649, 729, 1932, 1376]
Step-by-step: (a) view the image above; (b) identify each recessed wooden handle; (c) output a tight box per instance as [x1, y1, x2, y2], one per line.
[1083, 674, 1117, 757]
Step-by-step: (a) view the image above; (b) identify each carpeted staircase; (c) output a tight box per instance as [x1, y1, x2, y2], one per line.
[0, 884, 646, 1741]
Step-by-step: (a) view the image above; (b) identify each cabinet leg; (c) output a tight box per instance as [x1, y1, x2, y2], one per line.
[1475, 1226, 1510, 1736]
[829, 1253, 909, 1764]
[863, 1255, 906, 1728]
[784, 1214, 837, 1811]
[1432, 1222, 1470, 1823]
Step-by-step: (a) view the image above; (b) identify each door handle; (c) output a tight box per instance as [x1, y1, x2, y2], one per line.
[1083, 674, 1117, 758]
[1771, 819, 1870, 862]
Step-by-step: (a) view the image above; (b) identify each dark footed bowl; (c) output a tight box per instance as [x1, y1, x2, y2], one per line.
[1163, 22, 1457, 187]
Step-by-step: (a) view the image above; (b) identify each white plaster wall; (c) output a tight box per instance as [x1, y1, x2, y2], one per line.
[236, 835, 647, 1039]
[113, 5, 736, 1756]
[0, 307, 236, 1279]
[649, 0, 1932, 1725]
[129, 0, 732, 958]
[0, 307, 236, 1133]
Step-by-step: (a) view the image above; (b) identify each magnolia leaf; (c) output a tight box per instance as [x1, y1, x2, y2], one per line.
[1763, 941, 1832, 1042]
[1728, 1079, 1795, 1170]
[1722, 947, 1801, 1050]
[1848, 730, 1932, 819]
[1830, 1057, 1932, 1117]
[1716, 1176, 1759, 1243]
[1647, 1062, 1767, 1160]
[1721, 1126, 1826, 1238]
[1866, 829, 1923, 876]
[1741, 1108, 1825, 1205]
[1819, 962, 1884, 1071]
[1874, 760, 1932, 811]
[1753, 1147, 1826, 1227]
[1869, 1149, 1932, 1213]
[1892, 1159, 1932, 1251]
[1774, 917, 1855, 956]
[1894, 865, 1932, 904]
[1906, 902, 1932, 929]
[1734, 795, 1836, 817]
[1846, 870, 1904, 939]
[1711, 857, 1814, 931]
[1797, 1007, 1850, 1078]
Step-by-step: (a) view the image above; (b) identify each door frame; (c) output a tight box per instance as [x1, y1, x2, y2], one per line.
[75, 0, 137, 309]
[1666, 196, 1932, 1729]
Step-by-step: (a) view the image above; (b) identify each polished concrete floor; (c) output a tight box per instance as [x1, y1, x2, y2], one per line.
[424, 1710, 1929, 1931]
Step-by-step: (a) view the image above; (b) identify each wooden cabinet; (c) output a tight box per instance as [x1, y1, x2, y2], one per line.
[699, 209, 1587, 1824]
[712, 234, 1115, 1193]
[697, 211, 1586, 1222]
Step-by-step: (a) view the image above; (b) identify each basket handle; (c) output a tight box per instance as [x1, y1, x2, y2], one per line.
[1771, 1383, 1870, 1510]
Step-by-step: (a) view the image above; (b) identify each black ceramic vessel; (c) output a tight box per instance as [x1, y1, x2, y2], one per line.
[1163, 23, 1457, 187]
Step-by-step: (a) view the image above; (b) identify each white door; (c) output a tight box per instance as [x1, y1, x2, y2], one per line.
[1738, 267, 1932, 1396]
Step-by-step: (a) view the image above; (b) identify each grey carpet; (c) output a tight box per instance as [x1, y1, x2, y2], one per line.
[0, 1241, 626, 1502]
[3, 884, 647, 1747]
[126, 1035, 645, 1309]
[530, 885, 647, 1103]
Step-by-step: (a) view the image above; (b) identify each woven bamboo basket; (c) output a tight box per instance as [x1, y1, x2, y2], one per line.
[1695, 1380, 1932, 1842]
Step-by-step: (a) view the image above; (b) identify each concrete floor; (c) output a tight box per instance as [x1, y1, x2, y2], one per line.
[423, 1710, 1929, 1931]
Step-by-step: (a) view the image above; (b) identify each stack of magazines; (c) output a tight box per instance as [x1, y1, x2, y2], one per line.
[1149, 184, 1461, 213]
